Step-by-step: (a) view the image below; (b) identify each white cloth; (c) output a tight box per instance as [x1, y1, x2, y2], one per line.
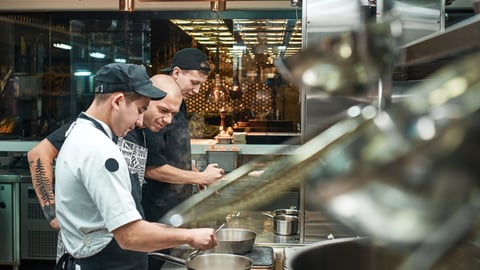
[55, 116, 142, 258]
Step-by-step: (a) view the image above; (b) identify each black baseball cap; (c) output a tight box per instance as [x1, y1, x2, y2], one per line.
[160, 48, 211, 73]
[94, 63, 166, 100]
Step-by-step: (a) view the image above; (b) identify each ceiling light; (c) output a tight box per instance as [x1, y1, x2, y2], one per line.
[53, 42, 72, 50]
[89, 52, 106, 59]
[74, 70, 92, 77]
[114, 58, 127, 63]
[172, 20, 191, 25]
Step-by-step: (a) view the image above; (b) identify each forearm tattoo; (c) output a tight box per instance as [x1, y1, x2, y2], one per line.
[31, 157, 56, 222]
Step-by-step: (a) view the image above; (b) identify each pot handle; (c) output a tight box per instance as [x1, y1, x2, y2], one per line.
[148, 252, 186, 266]
[262, 211, 274, 219]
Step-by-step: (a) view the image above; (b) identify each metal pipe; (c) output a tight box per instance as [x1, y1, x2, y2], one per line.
[119, 0, 135, 12]
[211, 1, 226, 12]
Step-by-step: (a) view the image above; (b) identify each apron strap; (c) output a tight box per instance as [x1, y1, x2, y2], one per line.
[55, 253, 75, 270]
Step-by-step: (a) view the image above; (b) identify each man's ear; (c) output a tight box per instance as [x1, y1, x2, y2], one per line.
[172, 67, 181, 79]
[111, 92, 125, 110]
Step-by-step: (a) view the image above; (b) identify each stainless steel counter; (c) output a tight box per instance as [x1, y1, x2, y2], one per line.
[190, 139, 299, 155]
[0, 140, 38, 152]
[0, 139, 300, 155]
[0, 170, 31, 183]
[159, 210, 356, 270]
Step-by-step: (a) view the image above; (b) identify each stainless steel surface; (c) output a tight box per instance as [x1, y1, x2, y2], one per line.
[397, 13, 480, 67]
[392, 0, 445, 46]
[294, 0, 401, 144]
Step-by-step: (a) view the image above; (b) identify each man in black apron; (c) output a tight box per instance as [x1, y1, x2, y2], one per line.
[53, 63, 217, 270]
[142, 48, 225, 270]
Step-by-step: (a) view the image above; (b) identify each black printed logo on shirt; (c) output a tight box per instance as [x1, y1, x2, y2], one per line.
[105, 158, 119, 172]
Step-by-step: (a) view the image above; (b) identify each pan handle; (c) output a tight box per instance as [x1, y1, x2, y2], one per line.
[148, 252, 186, 266]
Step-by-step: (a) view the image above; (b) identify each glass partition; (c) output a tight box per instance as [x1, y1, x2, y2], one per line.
[0, 12, 301, 142]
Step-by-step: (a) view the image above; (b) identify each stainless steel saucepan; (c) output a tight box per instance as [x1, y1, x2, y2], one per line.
[210, 228, 256, 254]
[149, 252, 253, 270]
[263, 212, 299, 236]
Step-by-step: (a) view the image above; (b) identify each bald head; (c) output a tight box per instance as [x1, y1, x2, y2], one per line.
[150, 74, 182, 100]
[143, 74, 183, 132]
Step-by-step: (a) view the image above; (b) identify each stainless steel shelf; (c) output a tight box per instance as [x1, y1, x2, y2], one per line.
[397, 14, 480, 67]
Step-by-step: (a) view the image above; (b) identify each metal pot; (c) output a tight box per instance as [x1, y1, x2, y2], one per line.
[273, 214, 298, 236]
[274, 208, 299, 216]
[263, 212, 299, 235]
[288, 237, 405, 270]
[149, 252, 253, 270]
[210, 228, 256, 254]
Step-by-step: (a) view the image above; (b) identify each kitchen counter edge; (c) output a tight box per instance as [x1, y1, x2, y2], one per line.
[0, 139, 300, 155]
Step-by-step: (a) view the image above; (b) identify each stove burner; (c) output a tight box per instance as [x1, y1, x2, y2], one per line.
[243, 246, 274, 269]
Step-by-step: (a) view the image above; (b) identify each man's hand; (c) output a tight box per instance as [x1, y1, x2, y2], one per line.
[49, 218, 61, 231]
[188, 228, 218, 250]
[199, 163, 224, 187]
[42, 204, 60, 230]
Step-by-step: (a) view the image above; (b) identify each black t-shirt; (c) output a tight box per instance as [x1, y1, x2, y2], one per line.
[46, 122, 72, 151]
[142, 101, 193, 222]
[120, 128, 148, 218]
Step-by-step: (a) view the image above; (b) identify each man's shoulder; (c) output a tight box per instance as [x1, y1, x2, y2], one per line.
[46, 121, 75, 150]
[65, 121, 115, 150]
[120, 128, 147, 147]
[144, 126, 167, 138]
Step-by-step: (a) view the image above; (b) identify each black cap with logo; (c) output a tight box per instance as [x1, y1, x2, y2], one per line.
[94, 63, 166, 100]
[160, 48, 211, 73]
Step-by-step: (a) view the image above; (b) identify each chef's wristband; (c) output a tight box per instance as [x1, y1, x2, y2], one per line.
[42, 204, 56, 224]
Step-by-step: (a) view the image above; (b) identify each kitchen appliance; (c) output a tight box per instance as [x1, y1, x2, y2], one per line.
[0, 179, 20, 269]
[20, 183, 57, 259]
